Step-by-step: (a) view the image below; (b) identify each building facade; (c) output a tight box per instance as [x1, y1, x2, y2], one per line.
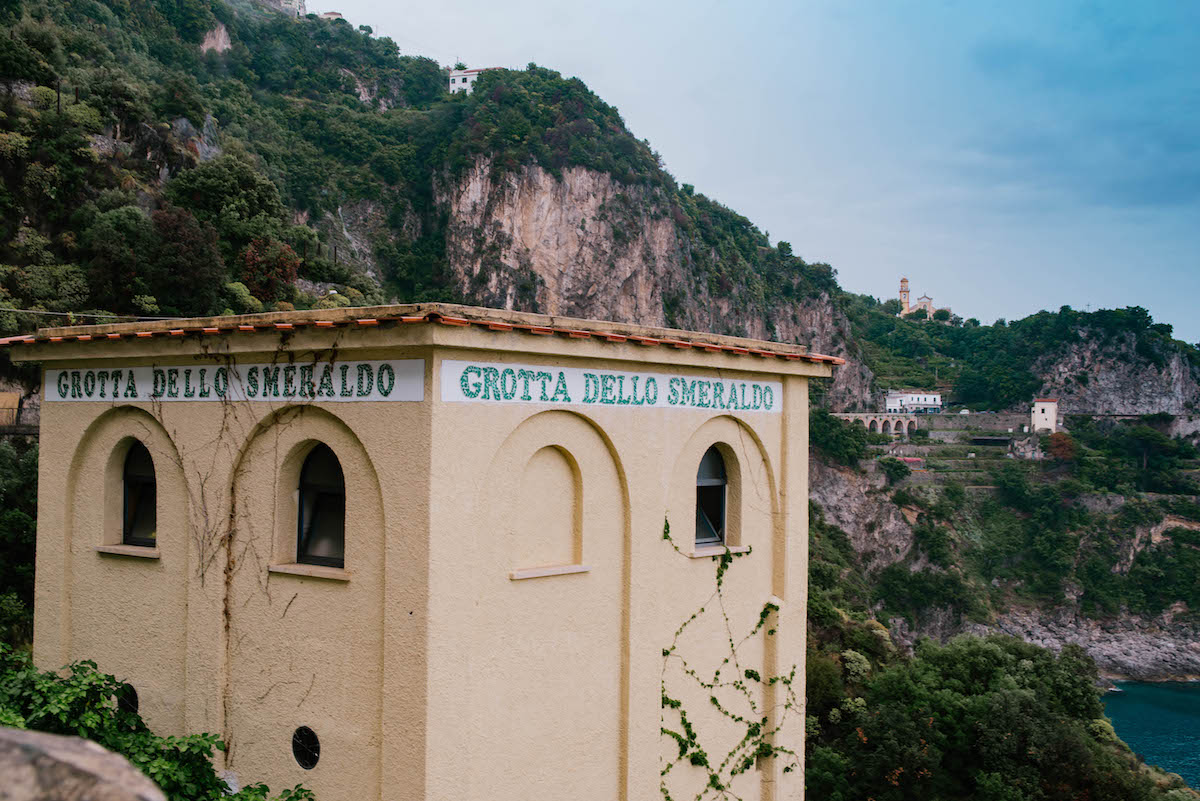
[885, 390, 942, 413]
[1032, 397, 1059, 433]
[448, 67, 496, 94]
[7, 303, 837, 801]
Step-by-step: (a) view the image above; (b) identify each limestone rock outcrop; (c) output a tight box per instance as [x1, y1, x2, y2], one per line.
[809, 458, 914, 571]
[438, 160, 874, 410]
[964, 607, 1200, 681]
[1035, 331, 1200, 436]
[0, 727, 166, 801]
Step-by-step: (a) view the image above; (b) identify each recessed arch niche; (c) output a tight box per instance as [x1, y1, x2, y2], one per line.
[468, 409, 629, 800]
[62, 406, 189, 734]
[226, 405, 386, 798]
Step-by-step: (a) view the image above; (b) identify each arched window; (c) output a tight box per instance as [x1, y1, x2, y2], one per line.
[695, 446, 726, 546]
[122, 442, 157, 547]
[297, 444, 345, 568]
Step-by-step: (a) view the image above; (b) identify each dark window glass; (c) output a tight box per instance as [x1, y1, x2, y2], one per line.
[292, 726, 320, 769]
[695, 446, 726, 546]
[123, 442, 157, 547]
[297, 445, 345, 568]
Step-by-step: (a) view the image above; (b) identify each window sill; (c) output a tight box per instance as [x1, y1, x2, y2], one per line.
[509, 564, 591, 581]
[95, 544, 160, 559]
[269, 563, 351, 582]
[687, 544, 751, 559]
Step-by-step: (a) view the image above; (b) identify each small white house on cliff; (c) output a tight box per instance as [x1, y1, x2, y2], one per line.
[449, 67, 497, 94]
[1032, 398, 1059, 433]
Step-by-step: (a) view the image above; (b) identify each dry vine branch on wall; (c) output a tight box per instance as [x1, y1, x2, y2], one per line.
[659, 520, 800, 800]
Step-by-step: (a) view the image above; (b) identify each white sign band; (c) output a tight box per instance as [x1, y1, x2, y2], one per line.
[46, 360, 425, 403]
[441, 359, 781, 413]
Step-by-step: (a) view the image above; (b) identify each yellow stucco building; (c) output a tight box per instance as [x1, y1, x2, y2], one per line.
[5, 303, 837, 801]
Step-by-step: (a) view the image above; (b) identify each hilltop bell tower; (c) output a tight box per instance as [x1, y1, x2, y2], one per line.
[899, 277, 910, 313]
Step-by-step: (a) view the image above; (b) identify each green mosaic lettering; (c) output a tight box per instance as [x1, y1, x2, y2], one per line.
[616, 375, 632, 405]
[56, 372, 68, 399]
[82, 371, 96, 397]
[356, 364, 374, 397]
[460, 365, 482, 398]
[600, 374, 617, 404]
[340, 365, 352, 397]
[283, 365, 297, 397]
[377, 364, 395, 397]
[481, 367, 500, 400]
[317, 365, 335, 398]
[679, 380, 696, 407]
[763, 386, 774, 411]
[110, 370, 123, 398]
[299, 365, 315, 398]
[667, 377, 680, 405]
[183, 369, 196, 398]
[198, 369, 211, 398]
[583, 373, 600, 403]
[97, 371, 109, 399]
[645, 377, 659, 405]
[534, 371, 553, 401]
[500, 368, 517, 400]
[214, 368, 228, 398]
[123, 372, 137, 398]
[166, 369, 179, 398]
[70, 371, 81, 399]
[263, 366, 280, 398]
[246, 367, 259, 398]
[516, 369, 534, 401]
[712, 382, 725, 408]
[550, 371, 571, 403]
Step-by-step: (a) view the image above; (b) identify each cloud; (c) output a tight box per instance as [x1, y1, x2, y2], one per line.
[960, 24, 1200, 210]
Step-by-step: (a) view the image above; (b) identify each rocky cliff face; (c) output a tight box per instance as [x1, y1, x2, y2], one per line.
[437, 160, 874, 409]
[1035, 331, 1200, 435]
[809, 458, 914, 570]
[965, 607, 1200, 681]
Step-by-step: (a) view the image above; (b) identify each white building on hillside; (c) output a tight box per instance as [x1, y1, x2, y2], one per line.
[1032, 398, 1059, 434]
[885, 390, 942, 414]
[449, 67, 498, 94]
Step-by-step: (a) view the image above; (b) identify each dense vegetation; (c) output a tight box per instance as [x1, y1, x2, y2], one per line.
[0, 0, 837, 337]
[0, 440, 36, 648]
[807, 505, 1199, 801]
[840, 295, 1200, 410]
[0, 644, 310, 800]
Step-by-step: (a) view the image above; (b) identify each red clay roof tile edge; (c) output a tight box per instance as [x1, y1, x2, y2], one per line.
[0, 304, 844, 365]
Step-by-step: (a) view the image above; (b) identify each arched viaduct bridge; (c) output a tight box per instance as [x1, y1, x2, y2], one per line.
[832, 413, 922, 438]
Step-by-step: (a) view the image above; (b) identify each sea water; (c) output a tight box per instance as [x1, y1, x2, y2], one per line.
[1103, 681, 1200, 788]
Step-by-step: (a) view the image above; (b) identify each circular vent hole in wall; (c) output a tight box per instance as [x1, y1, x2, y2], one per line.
[292, 726, 320, 769]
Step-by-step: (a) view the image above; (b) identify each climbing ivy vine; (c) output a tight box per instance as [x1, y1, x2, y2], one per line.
[659, 520, 800, 799]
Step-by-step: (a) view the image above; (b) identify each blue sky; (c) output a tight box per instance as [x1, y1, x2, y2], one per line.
[307, 0, 1200, 342]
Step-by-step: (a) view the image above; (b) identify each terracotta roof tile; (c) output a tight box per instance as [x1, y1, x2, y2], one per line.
[0, 303, 845, 366]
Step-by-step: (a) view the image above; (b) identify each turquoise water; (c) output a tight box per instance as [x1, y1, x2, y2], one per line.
[1103, 681, 1200, 788]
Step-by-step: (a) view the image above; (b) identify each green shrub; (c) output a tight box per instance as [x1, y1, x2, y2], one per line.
[0, 644, 310, 801]
[811, 407, 869, 467]
[878, 457, 911, 484]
